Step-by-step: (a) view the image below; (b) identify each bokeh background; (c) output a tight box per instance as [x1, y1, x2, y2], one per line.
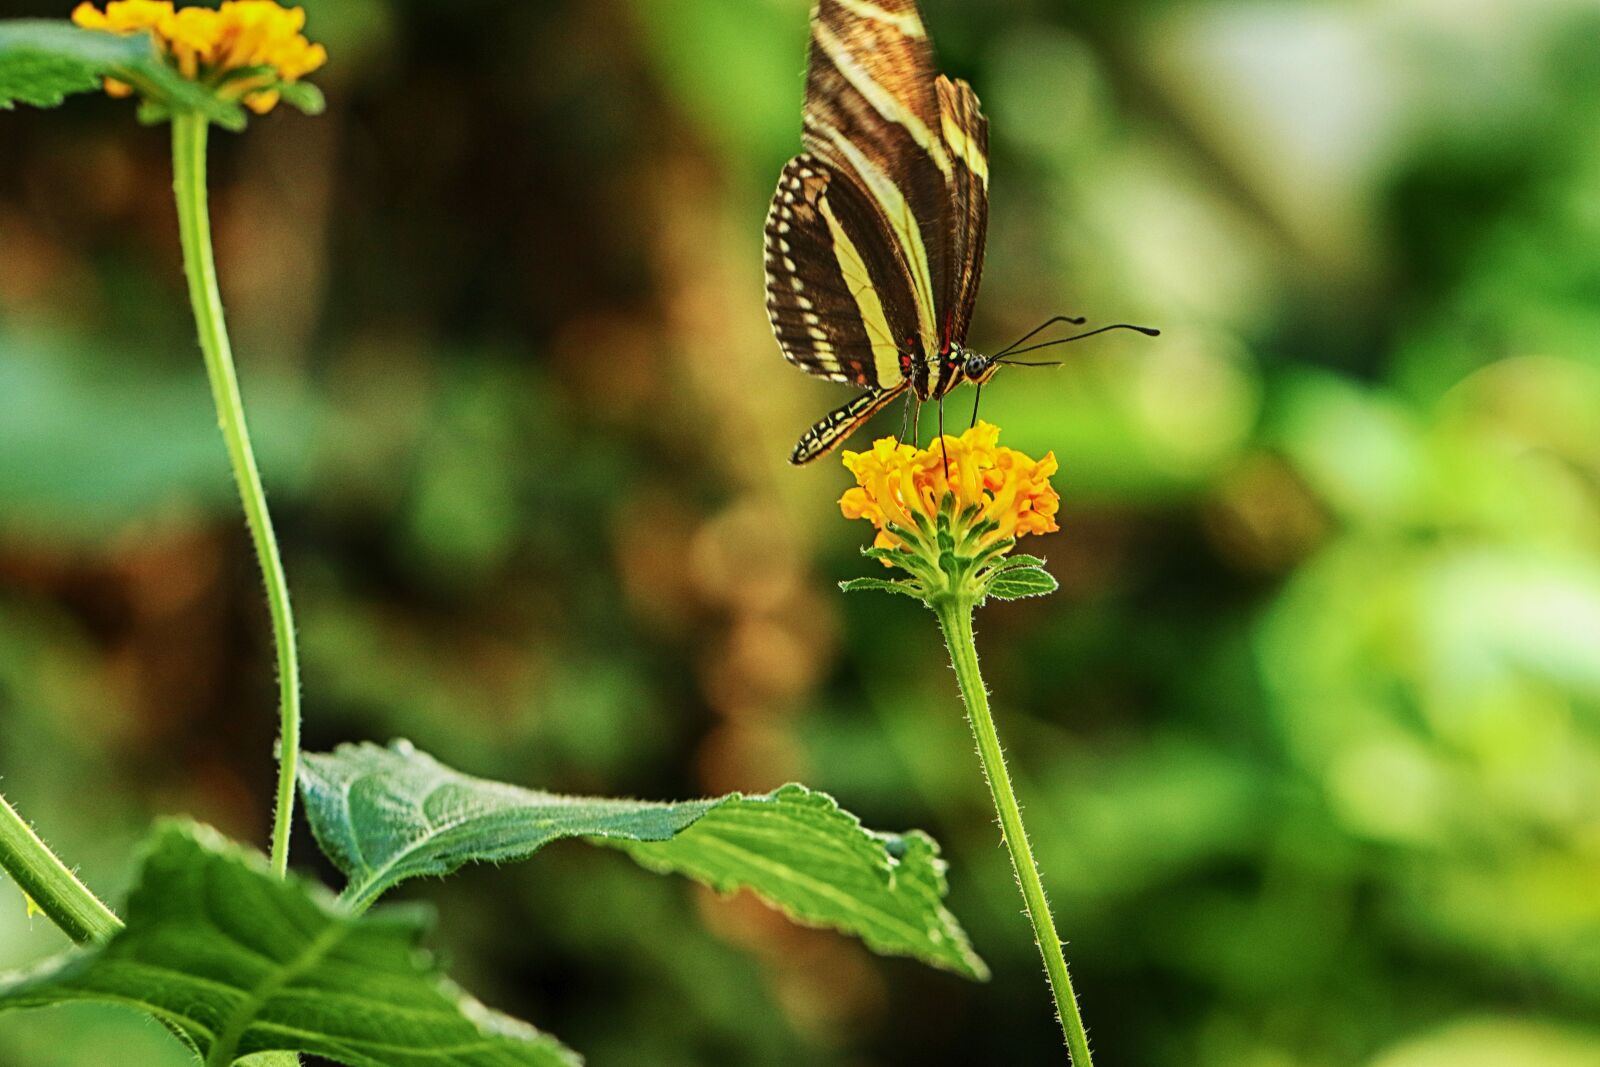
[2, 0, 1600, 1064]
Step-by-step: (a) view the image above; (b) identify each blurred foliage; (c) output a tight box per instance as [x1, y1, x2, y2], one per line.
[1, 0, 1598, 1065]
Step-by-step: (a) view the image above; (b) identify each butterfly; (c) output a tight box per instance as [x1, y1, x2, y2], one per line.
[765, 0, 1155, 465]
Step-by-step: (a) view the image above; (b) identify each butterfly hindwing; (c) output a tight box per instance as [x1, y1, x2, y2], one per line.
[936, 74, 989, 352]
[791, 388, 903, 465]
[765, 154, 919, 392]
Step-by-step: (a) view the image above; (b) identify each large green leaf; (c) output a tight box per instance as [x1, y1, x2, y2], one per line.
[300, 741, 988, 979]
[0, 822, 579, 1067]
[0, 20, 244, 127]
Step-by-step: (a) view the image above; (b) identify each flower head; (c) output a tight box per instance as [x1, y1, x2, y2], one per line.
[71, 0, 326, 115]
[838, 422, 1062, 605]
[841, 421, 1060, 552]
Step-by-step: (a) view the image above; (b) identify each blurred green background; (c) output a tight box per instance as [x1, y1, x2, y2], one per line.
[2, 0, 1599, 1064]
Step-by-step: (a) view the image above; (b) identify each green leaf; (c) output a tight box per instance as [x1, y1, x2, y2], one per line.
[991, 553, 1048, 572]
[300, 741, 987, 979]
[0, 822, 579, 1067]
[984, 565, 1059, 601]
[0, 20, 245, 129]
[608, 784, 988, 979]
[274, 80, 325, 115]
[301, 741, 719, 910]
[838, 576, 924, 598]
[0, 20, 148, 109]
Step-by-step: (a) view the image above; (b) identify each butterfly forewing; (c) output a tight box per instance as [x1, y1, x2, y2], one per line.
[764, 154, 917, 393]
[803, 0, 950, 355]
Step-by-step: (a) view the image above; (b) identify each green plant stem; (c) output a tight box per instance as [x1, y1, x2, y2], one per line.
[171, 111, 301, 878]
[934, 597, 1093, 1066]
[0, 793, 121, 944]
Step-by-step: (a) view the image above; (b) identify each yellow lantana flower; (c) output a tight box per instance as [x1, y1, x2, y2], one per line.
[841, 422, 1060, 552]
[71, 0, 325, 114]
[838, 422, 1061, 604]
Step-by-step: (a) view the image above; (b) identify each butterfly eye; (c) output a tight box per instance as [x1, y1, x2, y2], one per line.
[965, 355, 989, 378]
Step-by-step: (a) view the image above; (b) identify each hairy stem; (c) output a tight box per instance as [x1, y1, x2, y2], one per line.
[934, 597, 1094, 1066]
[171, 112, 301, 877]
[0, 793, 121, 944]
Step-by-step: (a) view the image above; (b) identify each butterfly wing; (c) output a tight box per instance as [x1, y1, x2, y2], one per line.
[767, 0, 994, 460]
[790, 388, 903, 465]
[936, 74, 990, 351]
[765, 154, 918, 394]
[802, 0, 948, 360]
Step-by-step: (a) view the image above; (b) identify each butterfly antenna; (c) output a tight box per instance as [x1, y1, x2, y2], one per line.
[997, 323, 1161, 364]
[992, 314, 1088, 359]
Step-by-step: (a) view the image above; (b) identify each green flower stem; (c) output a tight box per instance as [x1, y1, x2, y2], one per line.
[171, 111, 301, 877]
[934, 596, 1093, 1066]
[0, 793, 121, 944]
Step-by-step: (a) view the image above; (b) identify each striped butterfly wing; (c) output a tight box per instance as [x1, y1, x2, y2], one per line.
[765, 154, 919, 394]
[936, 74, 990, 352]
[803, 0, 947, 360]
[767, 0, 994, 464]
[802, 0, 991, 394]
[789, 387, 903, 465]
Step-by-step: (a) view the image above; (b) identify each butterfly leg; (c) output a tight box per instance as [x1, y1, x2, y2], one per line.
[969, 383, 983, 430]
[899, 392, 915, 444]
[937, 396, 950, 480]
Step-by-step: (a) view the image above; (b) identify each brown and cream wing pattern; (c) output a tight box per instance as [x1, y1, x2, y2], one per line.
[936, 73, 990, 351]
[763, 153, 919, 392]
[801, 0, 952, 354]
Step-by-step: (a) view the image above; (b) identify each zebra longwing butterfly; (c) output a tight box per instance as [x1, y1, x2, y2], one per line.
[765, 0, 992, 465]
[765, 0, 1156, 465]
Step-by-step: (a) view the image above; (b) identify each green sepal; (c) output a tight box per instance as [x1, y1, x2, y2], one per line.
[984, 566, 1060, 601]
[275, 79, 325, 115]
[839, 576, 924, 598]
[865, 545, 939, 583]
[135, 97, 168, 125]
[884, 520, 922, 546]
[208, 63, 324, 117]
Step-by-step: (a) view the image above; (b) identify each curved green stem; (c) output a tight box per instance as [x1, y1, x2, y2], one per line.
[171, 112, 301, 877]
[934, 597, 1094, 1066]
[0, 793, 121, 943]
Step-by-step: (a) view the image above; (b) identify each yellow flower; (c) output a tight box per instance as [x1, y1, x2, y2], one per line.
[840, 421, 1060, 556]
[836, 422, 1062, 606]
[71, 0, 326, 114]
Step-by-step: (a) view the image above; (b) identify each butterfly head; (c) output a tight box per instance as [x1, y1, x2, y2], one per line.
[959, 347, 1000, 385]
